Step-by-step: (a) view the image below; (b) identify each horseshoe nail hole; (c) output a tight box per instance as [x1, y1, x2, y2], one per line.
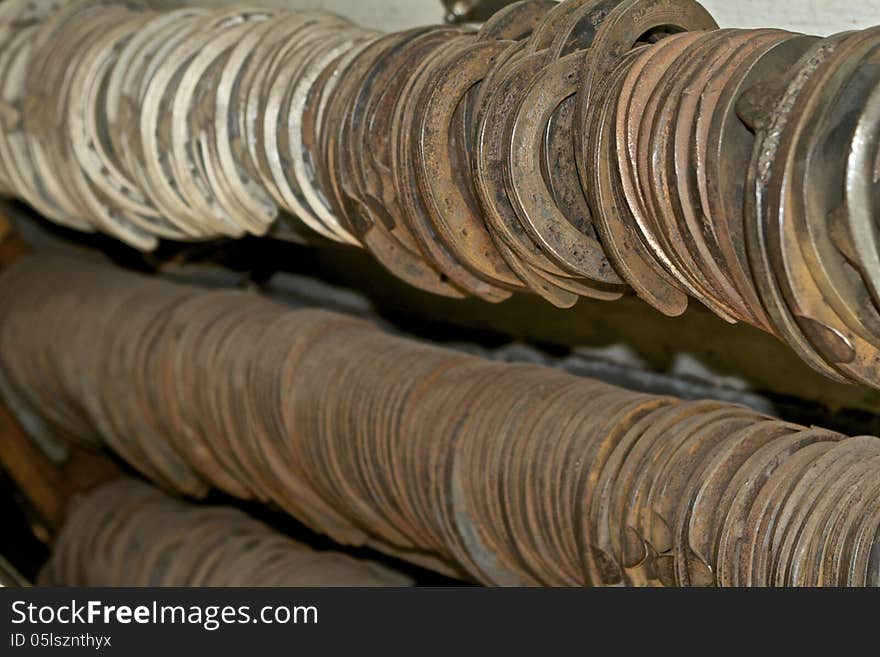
[634, 25, 686, 47]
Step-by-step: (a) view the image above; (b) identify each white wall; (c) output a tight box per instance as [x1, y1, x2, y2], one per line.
[704, 0, 880, 34]
[147, 1, 880, 37]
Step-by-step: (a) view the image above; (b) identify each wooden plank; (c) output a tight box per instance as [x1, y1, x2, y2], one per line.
[0, 402, 121, 535]
[0, 210, 9, 243]
[0, 202, 27, 269]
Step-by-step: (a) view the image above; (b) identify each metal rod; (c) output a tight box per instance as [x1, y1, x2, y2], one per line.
[1, 253, 878, 586]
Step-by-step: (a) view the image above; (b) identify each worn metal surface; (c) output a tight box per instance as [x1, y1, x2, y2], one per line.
[3, 0, 880, 390]
[40, 477, 413, 587]
[1, 253, 878, 587]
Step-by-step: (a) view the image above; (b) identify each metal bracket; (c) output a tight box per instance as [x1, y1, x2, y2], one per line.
[441, 0, 520, 24]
